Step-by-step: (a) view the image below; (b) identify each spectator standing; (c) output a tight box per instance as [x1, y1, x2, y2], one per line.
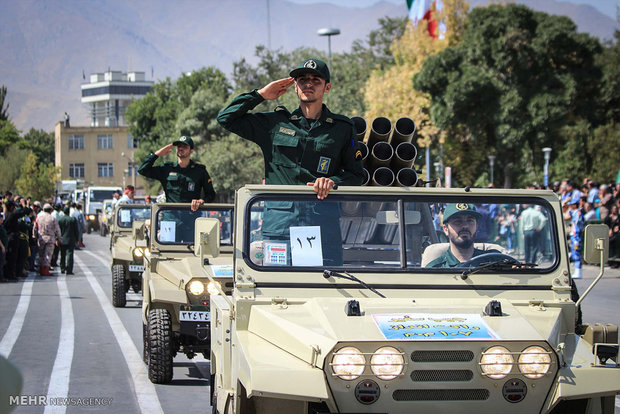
[33, 203, 61, 276]
[0, 213, 7, 282]
[3, 202, 31, 279]
[58, 206, 79, 275]
[520, 204, 547, 264]
[597, 184, 613, 221]
[564, 195, 585, 279]
[587, 181, 599, 203]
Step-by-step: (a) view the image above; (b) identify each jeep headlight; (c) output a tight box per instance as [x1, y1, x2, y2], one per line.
[206, 281, 221, 296]
[188, 280, 205, 296]
[480, 346, 513, 379]
[133, 247, 144, 258]
[332, 347, 365, 380]
[370, 346, 404, 380]
[518, 346, 551, 379]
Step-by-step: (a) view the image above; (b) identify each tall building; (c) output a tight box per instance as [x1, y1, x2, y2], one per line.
[81, 70, 153, 127]
[55, 69, 152, 190]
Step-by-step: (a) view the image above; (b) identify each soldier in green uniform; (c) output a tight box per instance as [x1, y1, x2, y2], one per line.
[427, 203, 501, 268]
[138, 135, 216, 211]
[217, 58, 364, 266]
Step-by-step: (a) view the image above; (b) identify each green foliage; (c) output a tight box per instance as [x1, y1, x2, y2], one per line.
[0, 146, 28, 192]
[198, 135, 263, 202]
[0, 119, 21, 155]
[598, 31, 620, 124]
[21, 128, 54, 165]
[414, 4, 603, 187]
[0, 85, 8, 121]
[351, 16, 409, 71]
[15, 151, 59, 200]
[588, 123, 620, 183]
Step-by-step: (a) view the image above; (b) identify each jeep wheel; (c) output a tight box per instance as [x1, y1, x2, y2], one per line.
[112, 265, 126, 307]
[148, 308, 173, 384]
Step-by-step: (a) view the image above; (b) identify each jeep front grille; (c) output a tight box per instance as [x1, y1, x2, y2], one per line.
[411, 369, 473, 382]
[411, 350, 474, 362]
[393, 388, 489, 401]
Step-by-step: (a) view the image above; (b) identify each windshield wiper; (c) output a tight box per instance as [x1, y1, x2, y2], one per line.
[323, 270, 386, 298]
[460, 260, 537, 280]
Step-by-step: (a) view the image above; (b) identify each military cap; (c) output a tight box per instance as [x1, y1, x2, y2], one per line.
[290, 59, 330, 83]
[443, 203, 482, 223]
[43, 203, 52, 210]
[173, 135, 194, 149]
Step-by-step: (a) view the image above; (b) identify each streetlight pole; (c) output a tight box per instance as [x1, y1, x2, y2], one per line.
[121, 151, 136, 188]
[488, 155, 496, 186]
[317, 28, 340, 71]
[542, 147, 552, 189]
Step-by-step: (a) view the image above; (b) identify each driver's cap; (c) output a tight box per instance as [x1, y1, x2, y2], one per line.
[173, 135, 194, 149]
[443, 203, 482, 223]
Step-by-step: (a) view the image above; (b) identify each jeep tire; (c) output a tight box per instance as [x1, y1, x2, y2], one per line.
[148, 308, 173, 384]
[112, 264, 126, 307]
[142, 321, 149, 364]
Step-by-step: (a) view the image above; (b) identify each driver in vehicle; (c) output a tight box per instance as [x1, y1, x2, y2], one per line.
[426, 203, 501, 268]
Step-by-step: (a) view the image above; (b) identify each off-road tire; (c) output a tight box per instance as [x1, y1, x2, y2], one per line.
[148, 308, 173, 384]
[112, 265, 126, 307]
[142, 321, 149, 364]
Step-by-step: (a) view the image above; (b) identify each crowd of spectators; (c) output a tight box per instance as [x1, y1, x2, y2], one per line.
[1, 191, 87, 282]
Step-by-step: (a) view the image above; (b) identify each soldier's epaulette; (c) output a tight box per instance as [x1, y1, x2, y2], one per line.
[274, 105, 290, 115]
[329, 113, 354, 126]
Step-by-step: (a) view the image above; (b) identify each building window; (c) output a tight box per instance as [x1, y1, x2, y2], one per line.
[68, 135, 84, 150]
[69, 163, 85, 178]
[127, 162, 138, 177]
[98, 163, 114, 177]
[98, 134, 113, 149]
[128, 134, 139, 149]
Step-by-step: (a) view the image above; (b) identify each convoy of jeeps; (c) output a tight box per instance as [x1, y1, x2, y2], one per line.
[106, 184, 619, 414]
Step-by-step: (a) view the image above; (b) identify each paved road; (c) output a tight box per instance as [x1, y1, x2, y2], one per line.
[0, 233, 211, 414]
[1, 233, 619, 413]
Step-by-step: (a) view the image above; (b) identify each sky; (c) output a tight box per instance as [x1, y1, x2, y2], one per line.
[287, 0, 618, 19]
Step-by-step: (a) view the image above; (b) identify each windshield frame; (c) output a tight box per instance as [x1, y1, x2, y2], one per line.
[242, 193, 560, 274]
[115, 204, 151, 229]
[153, 204, 234, 247]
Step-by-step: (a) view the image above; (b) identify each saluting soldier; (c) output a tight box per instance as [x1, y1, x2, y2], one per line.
[138, 136, 216, 211]
[217, 58, 364, 266]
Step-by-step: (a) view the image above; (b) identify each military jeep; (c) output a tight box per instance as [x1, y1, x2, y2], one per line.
[142, 203, 234, 384]
[210, 185, 619, 414]
[109, 203, 151, 307]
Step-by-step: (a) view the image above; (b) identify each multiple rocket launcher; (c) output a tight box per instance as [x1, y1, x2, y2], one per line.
[352, 116, 419, 187]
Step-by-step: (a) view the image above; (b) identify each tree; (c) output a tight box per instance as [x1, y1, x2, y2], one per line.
[0, 119, 21, 155]
[15, 151, 59, 200]
[199, 135, 264, 202]
[0, 85, 9, 121]
[21, 128, 55, 165]
[0, 146, 29, 192]
[414, 4, 603, 188]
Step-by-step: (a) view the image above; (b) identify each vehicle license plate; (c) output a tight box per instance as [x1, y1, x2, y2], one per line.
[129, 264, 145, 272]
[180, 310, 210, 322]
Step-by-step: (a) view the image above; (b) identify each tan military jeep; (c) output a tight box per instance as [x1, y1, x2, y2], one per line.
[210, 185, 619, 414]
[142, 203, 234, 384]
[109, 203, 151, 307]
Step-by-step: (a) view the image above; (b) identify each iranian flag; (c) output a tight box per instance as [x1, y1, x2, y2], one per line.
[407, 0, 441, 39]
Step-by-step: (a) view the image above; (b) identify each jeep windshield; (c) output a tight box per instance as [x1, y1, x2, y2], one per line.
[116, 206, 151, 228]
[245, 194, 558, 272]
[155, 206, 233, 246]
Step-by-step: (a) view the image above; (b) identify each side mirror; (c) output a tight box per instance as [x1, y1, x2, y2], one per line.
[194, 217, 220, 258]
[584, 224, 609, 264]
